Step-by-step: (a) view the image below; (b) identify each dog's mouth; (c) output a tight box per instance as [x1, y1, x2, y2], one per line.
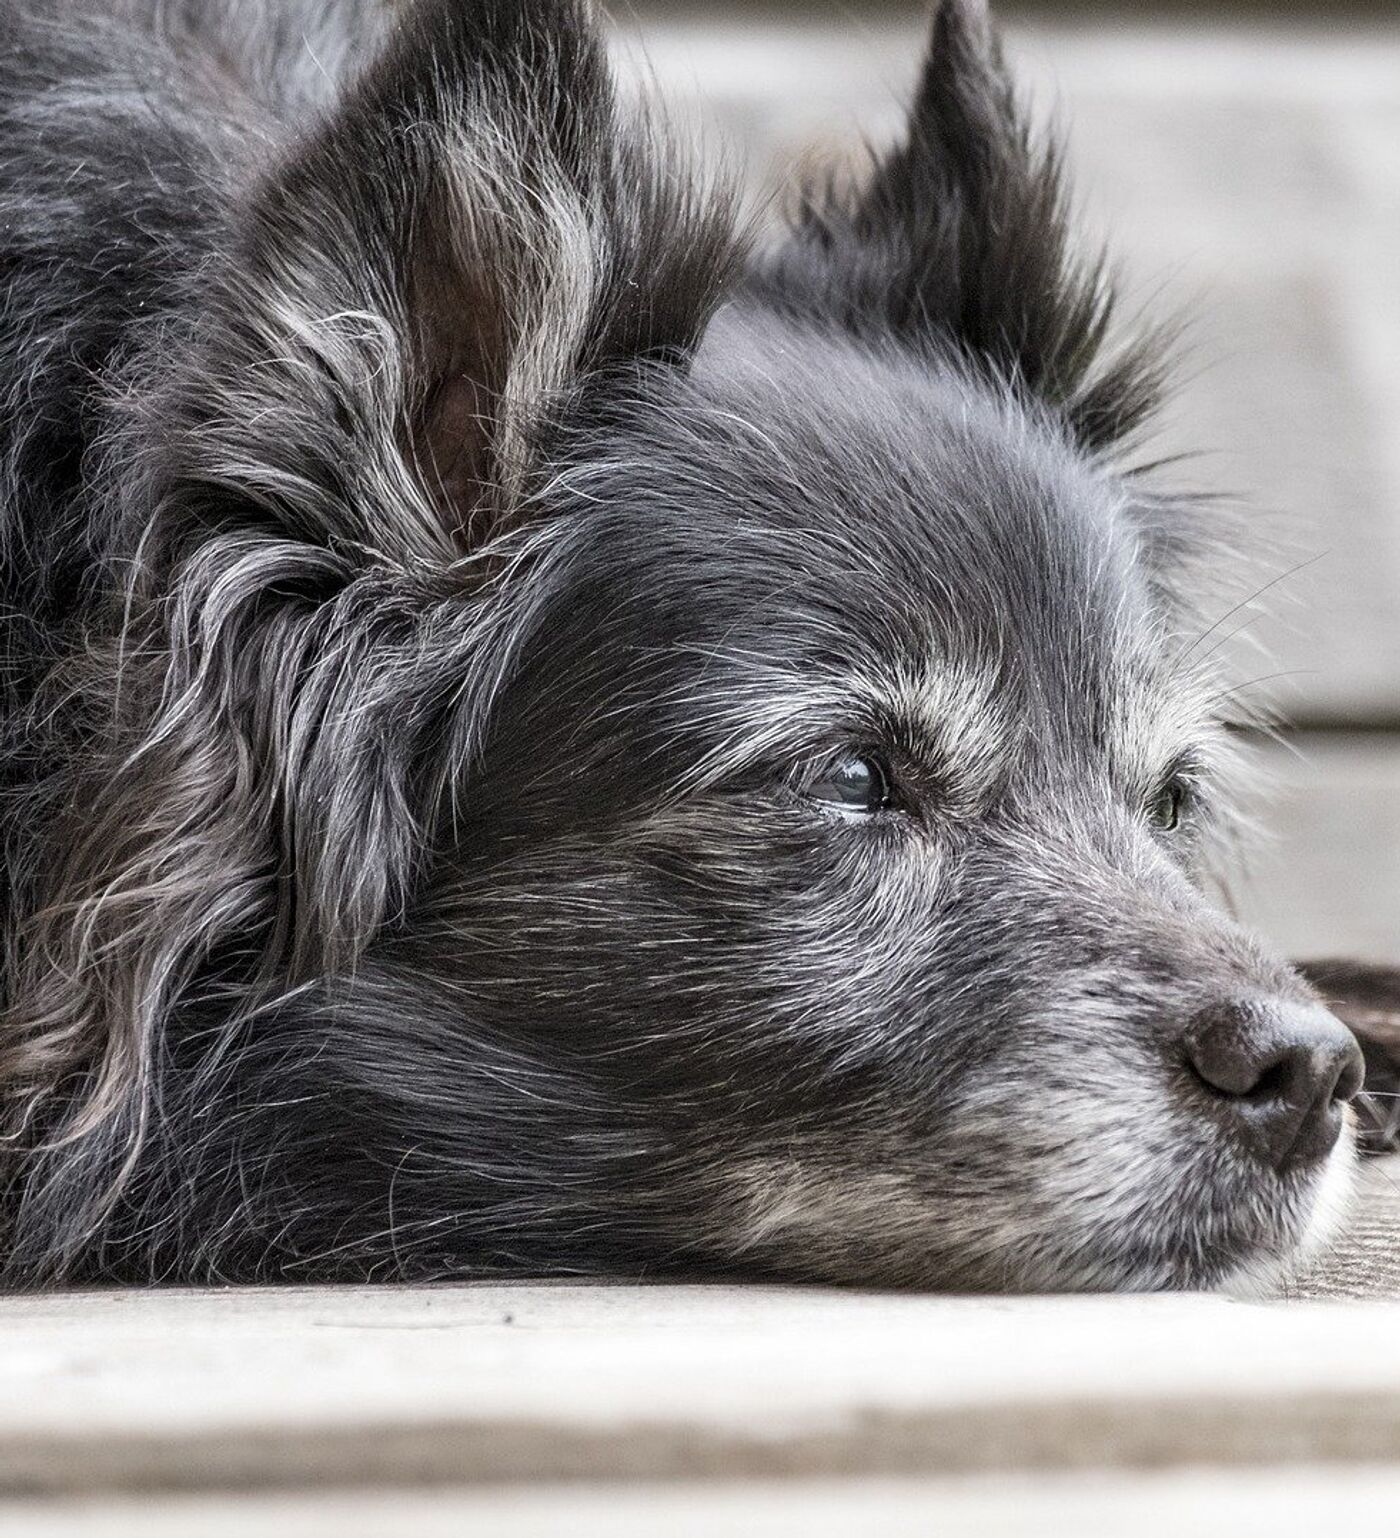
[709, 991, 1371, 1295]
[1029, 1082, 1364, 1296]
[1286, 1117, 1360, 1253]
[995, 1143, 1360, 1297]
[714, 1106, 1360, 1296]
[1213, 1122, 1359, 1298]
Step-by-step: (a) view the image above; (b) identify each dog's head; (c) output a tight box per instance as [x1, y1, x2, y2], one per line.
[5, 0, 1362, 1287]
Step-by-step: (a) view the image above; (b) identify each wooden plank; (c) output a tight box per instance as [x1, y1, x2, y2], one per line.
[6, 1280, 1400, 1496]
[1232, 734, 1400, 962]
[12, 1468, 1400, 1538]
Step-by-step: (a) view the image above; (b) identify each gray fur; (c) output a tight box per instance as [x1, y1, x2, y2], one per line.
[0, 0, 1361, 1289]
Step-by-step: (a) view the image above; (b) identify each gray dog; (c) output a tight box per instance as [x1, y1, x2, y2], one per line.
[0, 0, 1394, 1290]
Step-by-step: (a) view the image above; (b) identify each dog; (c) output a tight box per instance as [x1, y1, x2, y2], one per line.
[0, 0, 1394, 1290]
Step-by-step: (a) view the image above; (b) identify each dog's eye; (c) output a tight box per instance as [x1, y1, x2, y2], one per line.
[1149, 776, 1190, 832]
[808, 753, 893, 815]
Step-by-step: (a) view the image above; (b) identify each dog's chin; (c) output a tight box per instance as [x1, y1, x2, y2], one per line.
[716, 1119, 1360, 1295]
[999, 1101, 1365, 1296]
[1045, 1123, 1362, 1297]
[1211, 1126, 1359, 1299]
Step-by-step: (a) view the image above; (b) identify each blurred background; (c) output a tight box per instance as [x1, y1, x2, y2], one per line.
[615, 0, 1400, 963]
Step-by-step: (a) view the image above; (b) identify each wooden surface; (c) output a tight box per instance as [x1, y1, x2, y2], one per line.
[5, 1245, 1400, 1529]
[13, 1471, 1400, 1538]
[1234, 734, 1400, 962]
[7, 1282, 1400, 1490]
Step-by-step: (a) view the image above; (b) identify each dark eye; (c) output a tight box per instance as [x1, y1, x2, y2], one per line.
[808, 753, 893, 815]
[1148, 776, 1190, 832]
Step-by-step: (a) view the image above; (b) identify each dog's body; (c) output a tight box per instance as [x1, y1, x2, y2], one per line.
[0, 0, 1389, 1289]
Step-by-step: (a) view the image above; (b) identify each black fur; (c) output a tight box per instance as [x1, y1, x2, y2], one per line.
[0, 0, 1364, 1289]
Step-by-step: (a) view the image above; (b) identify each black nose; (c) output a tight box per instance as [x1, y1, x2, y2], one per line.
[1183, 1000, 1364, 1169]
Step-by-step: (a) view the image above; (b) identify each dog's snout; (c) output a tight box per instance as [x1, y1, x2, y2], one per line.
[1183, 1001, 1363, 1170]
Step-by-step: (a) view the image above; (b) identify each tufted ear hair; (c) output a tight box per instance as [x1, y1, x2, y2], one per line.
[0, 0, 741, 1280]
[149, 0, 738, 953]
[182, 0, 740, 561]
[752, 0, 1162, 454]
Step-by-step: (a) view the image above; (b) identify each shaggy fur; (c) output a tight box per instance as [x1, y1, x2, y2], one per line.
[0, 0, 1386, 1289]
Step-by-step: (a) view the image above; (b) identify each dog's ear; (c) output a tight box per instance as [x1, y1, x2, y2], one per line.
[753, 0, 1159, 453]
[163, 0, 738, 942]
[186, 0, 738, 558]
[0, 0, 741, 1280]
[1298, 960, 1400, 1154]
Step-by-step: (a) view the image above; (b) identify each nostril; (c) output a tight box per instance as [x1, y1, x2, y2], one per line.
[1245, 1058, 1292, 1104]
[1183, 999, 1363, 1169]
[1332, 1040, 1365, 1105]
[1182, 1004, 1276, 1099]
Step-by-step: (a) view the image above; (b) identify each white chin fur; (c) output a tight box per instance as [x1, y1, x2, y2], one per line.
[1216, 1123, 1359, 1300]
[1296, 1120, 1360, 1257]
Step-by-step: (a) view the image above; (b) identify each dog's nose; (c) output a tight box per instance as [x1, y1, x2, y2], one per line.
[1183, 1000, 1363, 1169]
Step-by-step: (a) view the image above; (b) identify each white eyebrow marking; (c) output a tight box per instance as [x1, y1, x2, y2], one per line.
[642, 641, 1015, 811]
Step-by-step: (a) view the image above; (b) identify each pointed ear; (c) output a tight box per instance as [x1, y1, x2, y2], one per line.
[753, 0, 1160, 453]
[0, 1, 743, 1280]
[1298, 960, 1400, 1153]
[185, 0, 738, 560]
